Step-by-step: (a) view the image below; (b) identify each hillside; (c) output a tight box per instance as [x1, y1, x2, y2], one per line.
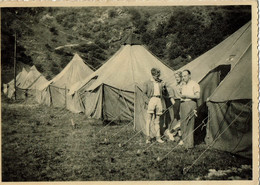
[1, 6, 251, 82]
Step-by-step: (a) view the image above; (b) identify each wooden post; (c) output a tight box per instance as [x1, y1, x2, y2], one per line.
[14, 32, 17, 100]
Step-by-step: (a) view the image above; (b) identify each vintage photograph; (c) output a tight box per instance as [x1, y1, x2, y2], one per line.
[1, 3, 257, 182]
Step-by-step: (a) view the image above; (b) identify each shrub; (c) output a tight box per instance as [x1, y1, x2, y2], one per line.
[35, 63, 44, 73]
[49, 27, 59, 35]
[108, 9, 117, 18]
[50, 66, 60, 75]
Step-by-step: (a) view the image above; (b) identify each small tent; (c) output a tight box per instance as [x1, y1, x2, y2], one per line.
[17, 65, 49, 102]
[5, 68, 28, 99]
[5, 66, 48, 100]
[205, 45, 252, 158]
[39, 53, 94, 108]
[69, 34, 175, 123]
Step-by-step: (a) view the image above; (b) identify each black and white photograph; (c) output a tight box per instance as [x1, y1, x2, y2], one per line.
[1, 1, 258, 182]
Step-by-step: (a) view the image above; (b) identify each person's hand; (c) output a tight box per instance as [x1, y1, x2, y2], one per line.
[170, 98, 175, 105]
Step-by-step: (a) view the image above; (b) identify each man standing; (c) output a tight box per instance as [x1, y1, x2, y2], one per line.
[164, 71, 183, 141]
[179, 69, 200, 148]
[143, 68, 175, 144]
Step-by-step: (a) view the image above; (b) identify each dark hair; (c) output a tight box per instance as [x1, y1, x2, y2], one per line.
[151, 68, 160, 76]
[183, 69, 191, 75]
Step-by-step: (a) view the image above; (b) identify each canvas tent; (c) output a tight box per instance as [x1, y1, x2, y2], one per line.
[134, 21, 251, 137]
[175, 21, 252, 158]
[69, 34, 175, 123]
[205, 45, 252, 158]
[5, 66, 48, 100]
[39, 53, 94, 108]
[177, 21, 252, 144]
[178, 21, 251, 106]
[18, 65, 49, 102]
[4, 67, 28, 99]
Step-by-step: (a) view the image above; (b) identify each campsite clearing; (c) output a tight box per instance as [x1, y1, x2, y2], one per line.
[1, 96, 252, 181]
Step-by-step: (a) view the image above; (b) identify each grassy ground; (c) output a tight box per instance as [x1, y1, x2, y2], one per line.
[1, 96, 252, 181]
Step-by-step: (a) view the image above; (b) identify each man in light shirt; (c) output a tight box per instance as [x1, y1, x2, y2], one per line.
[143, 68, 175, 144]
[179, 69, 200, 148]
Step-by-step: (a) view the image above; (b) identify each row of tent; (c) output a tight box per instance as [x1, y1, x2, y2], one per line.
[3, 21, 252, 159]
[3, 66, 48, 101]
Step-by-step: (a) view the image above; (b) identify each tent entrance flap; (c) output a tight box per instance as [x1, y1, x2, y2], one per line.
[49, 85, 66, 107]
[194, 64, 231, 144]
[103, 85, 134, 121]
[205, 100, 252, 158]
[83, 86, 103, 119]
[198, 64, 231, 106]
[66, 91, 85, 113]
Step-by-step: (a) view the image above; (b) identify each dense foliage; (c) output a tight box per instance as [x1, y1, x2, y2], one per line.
[1, 6, 251, 80]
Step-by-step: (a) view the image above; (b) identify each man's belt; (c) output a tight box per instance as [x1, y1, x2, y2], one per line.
[152, 95, 161, 98]
[181, 99, 197, 103]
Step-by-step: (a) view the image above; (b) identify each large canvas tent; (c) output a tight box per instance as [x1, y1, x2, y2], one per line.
[205, 45, 252, 158]
[69, 35, 175, 122]
[178, 21, 251, 106]
[177, 21, 252, 144]
[134, 21, 251, 137]
[39, 53, 94, 108]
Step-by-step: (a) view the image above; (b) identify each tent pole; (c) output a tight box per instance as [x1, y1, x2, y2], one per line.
[65, 86, 67, 109]
[14, 32, 17, 100]
[133, 85, 136, 130]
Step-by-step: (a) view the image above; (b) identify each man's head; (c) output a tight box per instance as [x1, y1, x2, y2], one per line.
[151, 68, 161, 81]
[174, 71, 182, 84]
[182, 69, 191, 83]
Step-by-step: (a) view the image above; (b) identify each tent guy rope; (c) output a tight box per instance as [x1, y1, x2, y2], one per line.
[182, 101, 251, 175]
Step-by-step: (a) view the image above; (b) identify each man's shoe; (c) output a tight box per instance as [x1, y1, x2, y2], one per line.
[146, 139, 151, 144]
[168, 134, 175, 141]
[157, 138, 164, 143]
[178, 140, 184, 146]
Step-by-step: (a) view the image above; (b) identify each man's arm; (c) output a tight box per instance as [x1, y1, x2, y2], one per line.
[181, 92, 200, 99]
[170, 98, 175, 105]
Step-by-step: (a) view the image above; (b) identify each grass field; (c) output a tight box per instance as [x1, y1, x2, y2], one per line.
[1, 96, 252, 181]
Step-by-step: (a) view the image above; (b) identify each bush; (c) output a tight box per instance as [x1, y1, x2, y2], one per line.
[45, 43, 52, 51]
[108, 9, 117, 18]
[49, 27, 58, 35]
[50, 66, 60, 75]
[56, 14, 64, 24]
[141, 32, 152, 45]
[35, 63, 44, 73]
[60, 55, 71, 68]
[128, 8, 141, 21]
[51, 38, 57, 43]
[52, 62, 58, 68]
[95, 39, 109, 50]
[167, 43, 183, 60]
